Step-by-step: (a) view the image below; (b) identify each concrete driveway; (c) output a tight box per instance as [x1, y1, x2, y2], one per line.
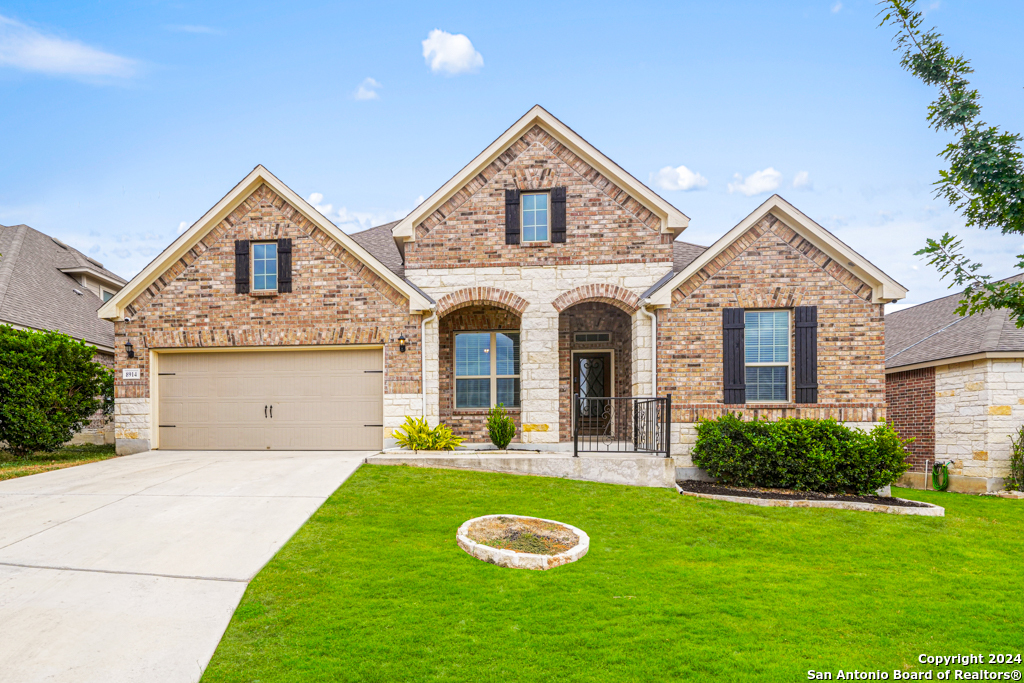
[0, 449, 370, 683]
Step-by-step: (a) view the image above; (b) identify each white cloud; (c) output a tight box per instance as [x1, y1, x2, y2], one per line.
[354, 77, 381, 101]
[728, 167, 781, 196]
[0, 14, 136, 79]
[651, 165, 708, 192]
[793, 170, 812, 190]
[308, 192, 333, 217]
[422, 29, 483, 75]
[306, 191, 419, 233]
[164, 25, 220, 35]
[831, 1, 843, 13]
[177, 221, 189, 234]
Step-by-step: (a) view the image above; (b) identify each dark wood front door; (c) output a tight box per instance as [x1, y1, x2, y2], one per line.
[573, 353, 611, 435]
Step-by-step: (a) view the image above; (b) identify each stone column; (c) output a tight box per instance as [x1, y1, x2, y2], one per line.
[631, 310, 653, 397]
[424, 314, 440, 424]
[519, 305, 559, 444]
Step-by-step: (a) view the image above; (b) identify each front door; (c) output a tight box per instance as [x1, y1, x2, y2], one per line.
[573, 353, 611, 436]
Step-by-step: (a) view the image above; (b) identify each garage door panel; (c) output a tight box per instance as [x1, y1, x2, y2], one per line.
[157, 349, 383, 450]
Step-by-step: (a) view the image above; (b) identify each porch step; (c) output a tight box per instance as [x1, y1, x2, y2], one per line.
[365, 451, 683, 488]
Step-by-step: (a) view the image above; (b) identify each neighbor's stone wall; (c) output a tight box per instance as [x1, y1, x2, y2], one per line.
[885, 367, 936, 471]
[405, 124, 672, 271]
[410, 262, 671, 444]
[114, 183, 421, 454]
[658, 212, 886, 426]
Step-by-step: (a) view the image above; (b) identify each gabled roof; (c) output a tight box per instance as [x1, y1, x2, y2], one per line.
[98, 166, 433, 321]
[644, 195, 907, 307]
[391, 105, 690, 243]
[885, 274, 1024, 370]
[350, 221, 404, 278]
[0, 223, 123, 351]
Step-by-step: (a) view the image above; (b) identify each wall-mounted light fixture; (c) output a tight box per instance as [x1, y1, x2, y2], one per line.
[397, 333, 407, 353]
[125, 340, 135, 359]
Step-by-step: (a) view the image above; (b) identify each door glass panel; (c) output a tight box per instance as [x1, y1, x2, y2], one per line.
[578, 357, 606, 398]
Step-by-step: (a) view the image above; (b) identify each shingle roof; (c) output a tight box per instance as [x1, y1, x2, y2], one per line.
[0, 224, 124, 350]
[885, 274, 1024, 369]
[349, 221, 404, 279]
[673, 240, 707, 272]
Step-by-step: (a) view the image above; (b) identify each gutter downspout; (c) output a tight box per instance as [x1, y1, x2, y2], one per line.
[421, 305, 437, 419]
[640, 299, 657, 397]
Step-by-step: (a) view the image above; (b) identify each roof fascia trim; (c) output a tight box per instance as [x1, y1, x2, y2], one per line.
[885, 351, 1024, 373]
[59, 266, 126, 289]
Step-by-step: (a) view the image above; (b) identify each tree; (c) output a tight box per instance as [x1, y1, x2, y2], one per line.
[0, 326, 114, 457]
[878, 0, 1024, 324]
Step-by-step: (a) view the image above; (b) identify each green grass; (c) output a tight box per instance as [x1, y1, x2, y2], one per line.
[202, 466, 1024, 682]
[0, 443, 118, 481]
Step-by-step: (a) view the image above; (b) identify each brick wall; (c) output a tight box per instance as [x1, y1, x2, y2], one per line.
[885, 367, 936, 470]
[405, 124, 672, 271]
[438, 305, 522, 442]
[558, 303, 633, 441]
[659, 213, 886, 424]
[114, 183, 420, 450]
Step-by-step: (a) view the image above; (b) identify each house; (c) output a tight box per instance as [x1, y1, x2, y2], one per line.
[886, 276, 1024, 493]
[0, 223, 127, 444]
[98, 106, 906, 461]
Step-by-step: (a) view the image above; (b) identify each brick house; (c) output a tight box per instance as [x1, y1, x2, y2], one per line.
[885, 275, 1024, 493]
[99, 106, 906, 461]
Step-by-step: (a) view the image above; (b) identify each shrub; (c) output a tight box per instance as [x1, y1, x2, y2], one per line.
[1008, 426, 1024, 492]
[0, 326, 114, 457]
[486, 403, 516, 449]
[391, 416, 465, 451]
[691, 414, 912, 494]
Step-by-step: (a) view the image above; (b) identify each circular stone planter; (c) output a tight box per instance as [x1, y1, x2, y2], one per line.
[457, 515, 589, 570]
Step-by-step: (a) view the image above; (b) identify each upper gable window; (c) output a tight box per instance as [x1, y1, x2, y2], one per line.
[101, 289, 115, 302]
[521, 193, 549, 243]
[252, 242, 278, 291]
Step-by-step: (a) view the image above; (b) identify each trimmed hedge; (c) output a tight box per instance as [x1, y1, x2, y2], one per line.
[691, 414, 912, 494]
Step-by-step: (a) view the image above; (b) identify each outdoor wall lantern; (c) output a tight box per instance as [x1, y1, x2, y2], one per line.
[125, 340, 135, 359]
[398, 334, 407, 353]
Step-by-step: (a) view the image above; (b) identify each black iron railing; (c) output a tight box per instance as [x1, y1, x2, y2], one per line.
[572, 394, 671, 458]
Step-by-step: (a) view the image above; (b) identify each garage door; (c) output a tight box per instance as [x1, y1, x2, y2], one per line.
[157, 349, 383, 450]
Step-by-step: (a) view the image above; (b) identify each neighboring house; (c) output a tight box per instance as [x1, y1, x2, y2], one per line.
[98, 106, 906, 462]
[0, 223, 127, 444]
[885, 275, 1024, 493]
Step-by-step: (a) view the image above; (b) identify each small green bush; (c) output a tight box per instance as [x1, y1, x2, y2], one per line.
[486, 403, 516, 449]
[691, 414, 912, 494]
[391, 416, 465, 451]
[0, 326, 113, 457]
[1008, 426, 1024, 492]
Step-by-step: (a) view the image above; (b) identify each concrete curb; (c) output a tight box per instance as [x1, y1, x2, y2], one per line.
[674, 483, 945, 516]
[456, 515, 589, 570]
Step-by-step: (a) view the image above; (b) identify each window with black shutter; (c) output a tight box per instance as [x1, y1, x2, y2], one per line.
[794, 306, 818, 403]
[277, 238, 292, 293]
[551, 186, 566, 243]
[234, 239, 250, 294]
[504, 189, 520, 245]
[722, 308, 745, 404]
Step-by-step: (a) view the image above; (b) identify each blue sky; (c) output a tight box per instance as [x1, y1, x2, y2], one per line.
[1, 0, 1022, 310]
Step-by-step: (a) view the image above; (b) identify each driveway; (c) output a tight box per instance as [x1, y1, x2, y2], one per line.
[0, 449, 370, 683]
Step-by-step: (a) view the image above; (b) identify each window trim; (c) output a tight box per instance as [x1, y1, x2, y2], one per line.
[574, 331, 611, 344]
[743, 309, 792, 404]
[453, 330, 521, 410]
[521, 192, 550, 243]
[101, 288, 116, 303]
[251, 241, 279, 293]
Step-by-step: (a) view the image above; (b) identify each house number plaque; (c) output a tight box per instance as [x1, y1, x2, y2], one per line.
[122, 369, 141, 380]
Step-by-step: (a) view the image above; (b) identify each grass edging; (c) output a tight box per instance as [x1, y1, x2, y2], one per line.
[674, 482, 945, 516]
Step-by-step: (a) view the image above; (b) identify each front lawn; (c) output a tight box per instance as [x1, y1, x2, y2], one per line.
[0, 443, 118, 481]
[202, 466, 1024, 682]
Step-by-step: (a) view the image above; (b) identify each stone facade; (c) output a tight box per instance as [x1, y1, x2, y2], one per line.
[885, 367, 936, 470]
[113, 183, 421, 454]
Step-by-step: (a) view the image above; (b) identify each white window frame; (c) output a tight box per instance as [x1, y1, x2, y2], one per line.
[454, 330, 520, 409]
[521, 192, 550, 243]
[743, 309, 792, 404]
[101, 288, 116, 303]
[251, 241, 279, 292]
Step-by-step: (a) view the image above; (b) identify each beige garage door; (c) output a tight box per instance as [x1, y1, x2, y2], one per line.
[157, 349, 383, 450]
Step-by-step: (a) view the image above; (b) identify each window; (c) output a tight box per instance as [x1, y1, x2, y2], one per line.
[574, 332, 610, 343]
[521, 193, 548, 242]
[101, 289, 115, 302]
[455, 332, 520, 409]
[744, 310, 790, 402]
[252, 242, 278, 291]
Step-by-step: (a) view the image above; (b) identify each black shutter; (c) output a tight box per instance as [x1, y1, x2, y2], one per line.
[794, 306, 818, 403]
[551, 187, 566, 243]
[234, 239, 250, 294]
[505, 189, 520, 245]
[723, 308, 746, 404]
[277, 238, 292, 293]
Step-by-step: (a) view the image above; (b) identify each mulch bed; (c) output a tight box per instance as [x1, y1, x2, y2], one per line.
[677, 480, 930, 508]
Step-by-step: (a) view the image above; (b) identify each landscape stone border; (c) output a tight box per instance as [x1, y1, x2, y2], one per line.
[675, 484, 945, 517]
[456, 514, 590, 570]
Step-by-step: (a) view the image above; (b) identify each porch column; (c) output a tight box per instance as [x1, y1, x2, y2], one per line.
[423, 314, 440, 424]
[520, 305, 559, 444]
[631, 309, 653, 397]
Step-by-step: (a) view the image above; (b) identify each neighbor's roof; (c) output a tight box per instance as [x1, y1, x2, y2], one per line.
[0, 223, 125, 351]
[885, 274, 1024, 370]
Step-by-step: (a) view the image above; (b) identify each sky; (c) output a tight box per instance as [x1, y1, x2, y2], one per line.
[1, 0, 1022, 312]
